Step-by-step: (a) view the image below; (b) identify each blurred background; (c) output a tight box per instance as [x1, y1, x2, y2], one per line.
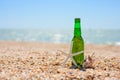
[0, 0, 120, 45]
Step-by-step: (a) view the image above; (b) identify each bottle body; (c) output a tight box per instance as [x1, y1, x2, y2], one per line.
[72, 36, 84, 67]
[72, 18, 84, 68]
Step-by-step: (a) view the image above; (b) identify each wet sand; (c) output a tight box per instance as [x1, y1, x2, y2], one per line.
[0, 41, 120, 80]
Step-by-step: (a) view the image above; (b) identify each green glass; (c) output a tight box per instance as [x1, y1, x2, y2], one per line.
[72, 18, 84, 68]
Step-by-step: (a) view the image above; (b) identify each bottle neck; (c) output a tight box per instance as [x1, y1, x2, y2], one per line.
[74, 22, 81, 37]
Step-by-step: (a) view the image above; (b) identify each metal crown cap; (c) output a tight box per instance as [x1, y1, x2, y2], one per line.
[75, 18, 80, 23]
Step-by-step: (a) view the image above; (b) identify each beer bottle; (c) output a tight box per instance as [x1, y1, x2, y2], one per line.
[72, 18, 84, 68]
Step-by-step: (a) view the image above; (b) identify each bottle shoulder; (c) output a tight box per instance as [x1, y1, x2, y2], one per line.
[72, 36, 84, 43]
[72, 36, 84, 40]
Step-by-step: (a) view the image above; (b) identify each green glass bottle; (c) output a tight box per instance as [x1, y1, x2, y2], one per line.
[72, 18, 84, 68]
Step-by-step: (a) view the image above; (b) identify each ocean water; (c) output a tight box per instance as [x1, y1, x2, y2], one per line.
[0, 29, 120, 45]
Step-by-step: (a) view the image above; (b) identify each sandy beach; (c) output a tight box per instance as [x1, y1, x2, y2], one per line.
[0, 41, 120, 80]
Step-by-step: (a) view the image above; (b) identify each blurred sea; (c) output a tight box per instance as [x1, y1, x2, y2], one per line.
[0, 29, 120, 45]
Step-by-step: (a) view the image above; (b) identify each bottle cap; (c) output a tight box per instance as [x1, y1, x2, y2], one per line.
[75, 18, 80, 23]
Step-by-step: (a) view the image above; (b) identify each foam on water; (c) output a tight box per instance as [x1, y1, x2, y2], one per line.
[115, 42, 120, 46]
[52, 34, 63, 43]
[0, 29, 120, 45]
